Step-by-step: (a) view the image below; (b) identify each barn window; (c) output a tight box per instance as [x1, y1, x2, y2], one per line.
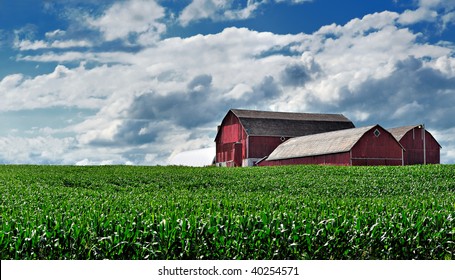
[280, 136, 286, 142]
[373, 129, 381, 137]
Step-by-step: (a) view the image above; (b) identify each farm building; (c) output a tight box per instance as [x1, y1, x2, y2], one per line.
[388, 125, 441, 165]
[214, 109, 355, 167]
[257, 125, 404, 166]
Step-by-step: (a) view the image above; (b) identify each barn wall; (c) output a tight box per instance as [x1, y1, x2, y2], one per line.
[234, 142, 243, 167]
[351, 158, 403, 166]
[215, 112, 246, 166]
[400, 128, 440, 165]
[248, 136, 289, 159]
[215, 113, 285, 167]
[260, 126, 404, 167]
[259, 152, 351, 166]
[351, 126, 403, 166]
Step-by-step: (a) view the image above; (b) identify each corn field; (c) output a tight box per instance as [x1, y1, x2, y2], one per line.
[0, 164, 454, 259]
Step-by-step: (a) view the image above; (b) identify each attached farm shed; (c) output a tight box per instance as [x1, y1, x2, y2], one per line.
[258, 125, 404, 166]
[214, 109, 355, 167]
[388, 125, 441, 165]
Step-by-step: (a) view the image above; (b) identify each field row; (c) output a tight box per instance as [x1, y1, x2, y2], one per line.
[1, 165, 454, 259]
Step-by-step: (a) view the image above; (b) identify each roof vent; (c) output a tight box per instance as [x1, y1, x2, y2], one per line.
[373, 129, 381, 137]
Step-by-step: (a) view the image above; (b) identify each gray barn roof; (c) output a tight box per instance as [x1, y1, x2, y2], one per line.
[388, 125, 422, 141]
[221, 109, 354, 138]
[388, 124, 442, 148]
[231, 109, 352, 122]
[266, 125, 379, 161]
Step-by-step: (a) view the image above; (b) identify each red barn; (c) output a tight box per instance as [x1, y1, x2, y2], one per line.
[388, 125, 441, 165]
[214, 109, 355, 167]
[258, 125, 404, 166]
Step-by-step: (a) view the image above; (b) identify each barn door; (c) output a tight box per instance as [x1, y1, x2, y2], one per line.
[234, 142, 243, 167]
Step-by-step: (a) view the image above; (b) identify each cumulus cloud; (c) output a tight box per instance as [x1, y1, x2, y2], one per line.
[179, 0, 312, 26]
[3, 26, 307, 165]
[0, 136, 76, 164]
[280, 56, 320, 87]
[399, 0, 455, 28]
[442, 11, 455, 29]
[87, 0, 166, 43]
[0, 133, 143, 165]
[322, 56, 455, 130]
[285, 12, 451, 106]
[179, 0, 261, 26]
[93, 72, 283, 150]
[419, 0, 455, 10]
[0, 64, 131, 111]
[4, 3, 455, 164]
[399, 7, 438, 25]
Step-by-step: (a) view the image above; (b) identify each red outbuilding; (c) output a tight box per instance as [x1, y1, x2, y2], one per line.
[214, 109, 355, 167]
[258, 125, 404, 166]
[388, 125, 441, 165]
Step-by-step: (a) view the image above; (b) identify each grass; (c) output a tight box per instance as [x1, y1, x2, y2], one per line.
[0, 164, 454, 259]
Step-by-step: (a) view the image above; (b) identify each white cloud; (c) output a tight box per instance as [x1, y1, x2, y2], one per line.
[0, 74, 24, 89]
[14, 24, 92, 51]
[75, 158, 92, 166]
[442, 11, 455, 29]
[392, 101, 424, 118]
[398, 7, 438, 25]
[17, 50, 139, 64]
[73, 157, 124, 165]
[399, 0, 455, 27]
[351, 110, 370, 122]
[15, 39, 92, 50]
[285, 13, 430, 106]
[225, 83, 254, 99]
[0, 133, 140, 165]
[419, 0, 455, 9]
[179, 0, 257, 26]
[15, 39, 48, 50]
[50, 39, 92, 49]
[179, 0, 312, 26]
[11, 27, 304, 114]
[45, 29, 66, 38]
[0, 136, 75, 164]
[276, 0, 313, 3]
[168, 147, 215, 166]
[431, 55, 455, 76]
[4, 6, 455, 165]
[87, 0, 166, 43]
[0, 64, 128, 111]
[431, 127, 455, 163]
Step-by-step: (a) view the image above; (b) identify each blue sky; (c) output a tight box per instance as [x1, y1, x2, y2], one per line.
[1, 0, 455, 165]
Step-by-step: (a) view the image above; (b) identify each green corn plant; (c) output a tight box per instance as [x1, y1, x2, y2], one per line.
[0, 164, 454, 259]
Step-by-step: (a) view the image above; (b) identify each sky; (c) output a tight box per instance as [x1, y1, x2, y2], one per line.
[1, 0, 455, 166]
